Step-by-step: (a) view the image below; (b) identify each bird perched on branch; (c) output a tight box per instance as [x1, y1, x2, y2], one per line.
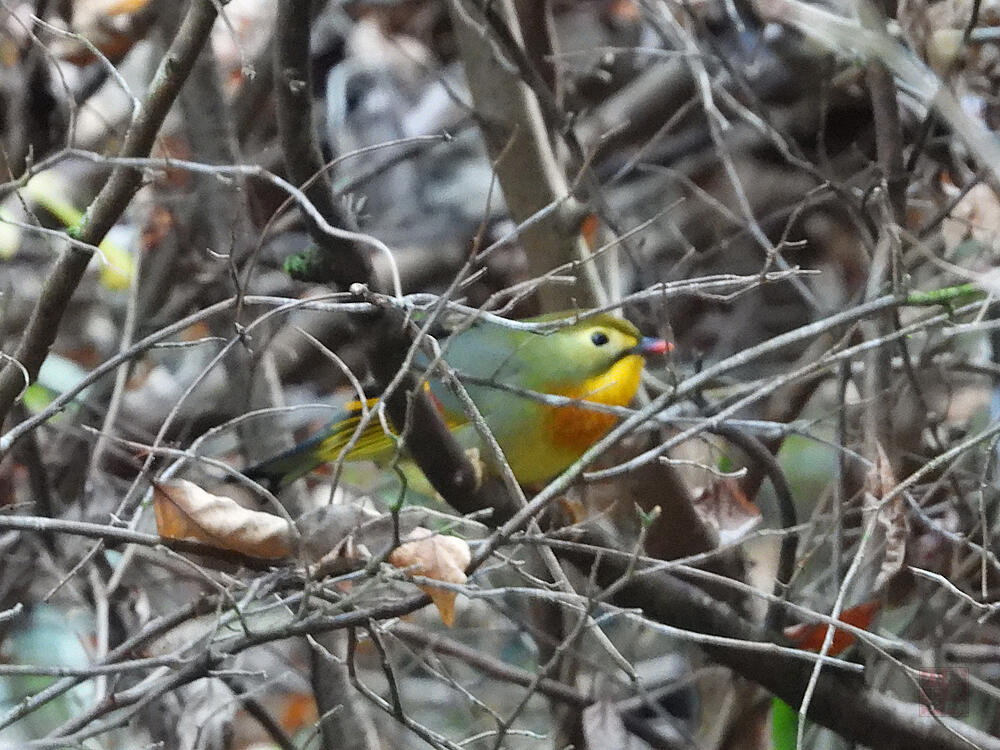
[242, 312, 671, 490]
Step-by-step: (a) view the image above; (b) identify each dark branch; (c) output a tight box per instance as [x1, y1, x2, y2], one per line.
[273, 0, 372, 286]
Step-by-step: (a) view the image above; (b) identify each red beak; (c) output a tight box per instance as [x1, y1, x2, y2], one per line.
[638, 337, 673, 355]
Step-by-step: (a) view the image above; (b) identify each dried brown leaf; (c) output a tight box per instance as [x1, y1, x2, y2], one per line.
[388, 528, 470, 626]
[864, 441, 897, 498]
[864, 443, 909, 592]
[51, 0, 150, 65]
[941, 182, 1000, 255]
[692, 478, 762, 545]
[154, 480, 294, 559]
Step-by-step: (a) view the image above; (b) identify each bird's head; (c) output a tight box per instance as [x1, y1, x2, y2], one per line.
[528, 312, 672, 386]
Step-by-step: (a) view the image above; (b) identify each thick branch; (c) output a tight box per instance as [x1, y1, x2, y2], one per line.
[273, 0, 373, 286]
[445, 0, 592, 311]
[867, 61, 907, 223]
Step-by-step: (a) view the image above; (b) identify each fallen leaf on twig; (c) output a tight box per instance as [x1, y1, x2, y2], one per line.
[389, 528, 470, 626]
[154, 480, 294, 559]
[865, 443, 909, 592]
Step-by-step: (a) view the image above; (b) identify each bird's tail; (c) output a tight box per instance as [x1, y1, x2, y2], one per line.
[240, 430, 328, 492]
[238, 398, 394, 491]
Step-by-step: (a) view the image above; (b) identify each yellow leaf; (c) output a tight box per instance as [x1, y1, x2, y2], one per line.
[389, 528, 471, 626]
[97, 234, 134, 291]
[17, 172, 133, 288]
[102, 0, 150, 15]
[0, 210, 22, 259]
[23, 172, 82, 228]
[154, 480, 294, 559]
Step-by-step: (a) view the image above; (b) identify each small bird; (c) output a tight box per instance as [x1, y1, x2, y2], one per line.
[244, 312, 671, 490]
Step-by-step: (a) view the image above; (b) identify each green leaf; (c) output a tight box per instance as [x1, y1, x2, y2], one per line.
[22, 384, 53, 413]
[771, 697, 799, 750]
[283, 250, 313, 280]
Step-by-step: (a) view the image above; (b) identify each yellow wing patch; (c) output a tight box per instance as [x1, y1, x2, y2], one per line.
[314, 398, 394, 463]
[316, 389, 466, 464]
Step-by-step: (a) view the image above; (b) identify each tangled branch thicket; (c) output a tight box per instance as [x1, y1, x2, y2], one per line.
[0, 0, 999, 748]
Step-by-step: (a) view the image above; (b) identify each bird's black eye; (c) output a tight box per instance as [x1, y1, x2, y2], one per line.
[591, 331, 609, 346]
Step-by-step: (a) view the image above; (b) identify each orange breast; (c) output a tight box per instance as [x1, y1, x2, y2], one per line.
[545, 355, 644, 452]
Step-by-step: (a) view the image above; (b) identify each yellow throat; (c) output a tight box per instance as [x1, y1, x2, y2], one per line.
[545, 353, 645, 451]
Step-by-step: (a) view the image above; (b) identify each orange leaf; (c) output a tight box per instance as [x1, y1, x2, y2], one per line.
[103, 0, 150, 15]
[784, 600, 881, 656]
[279, 692, 318, 731]
[388, 528, 470, 626]
[154, 480, 294, 559]
[580, 214, 600, 250]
